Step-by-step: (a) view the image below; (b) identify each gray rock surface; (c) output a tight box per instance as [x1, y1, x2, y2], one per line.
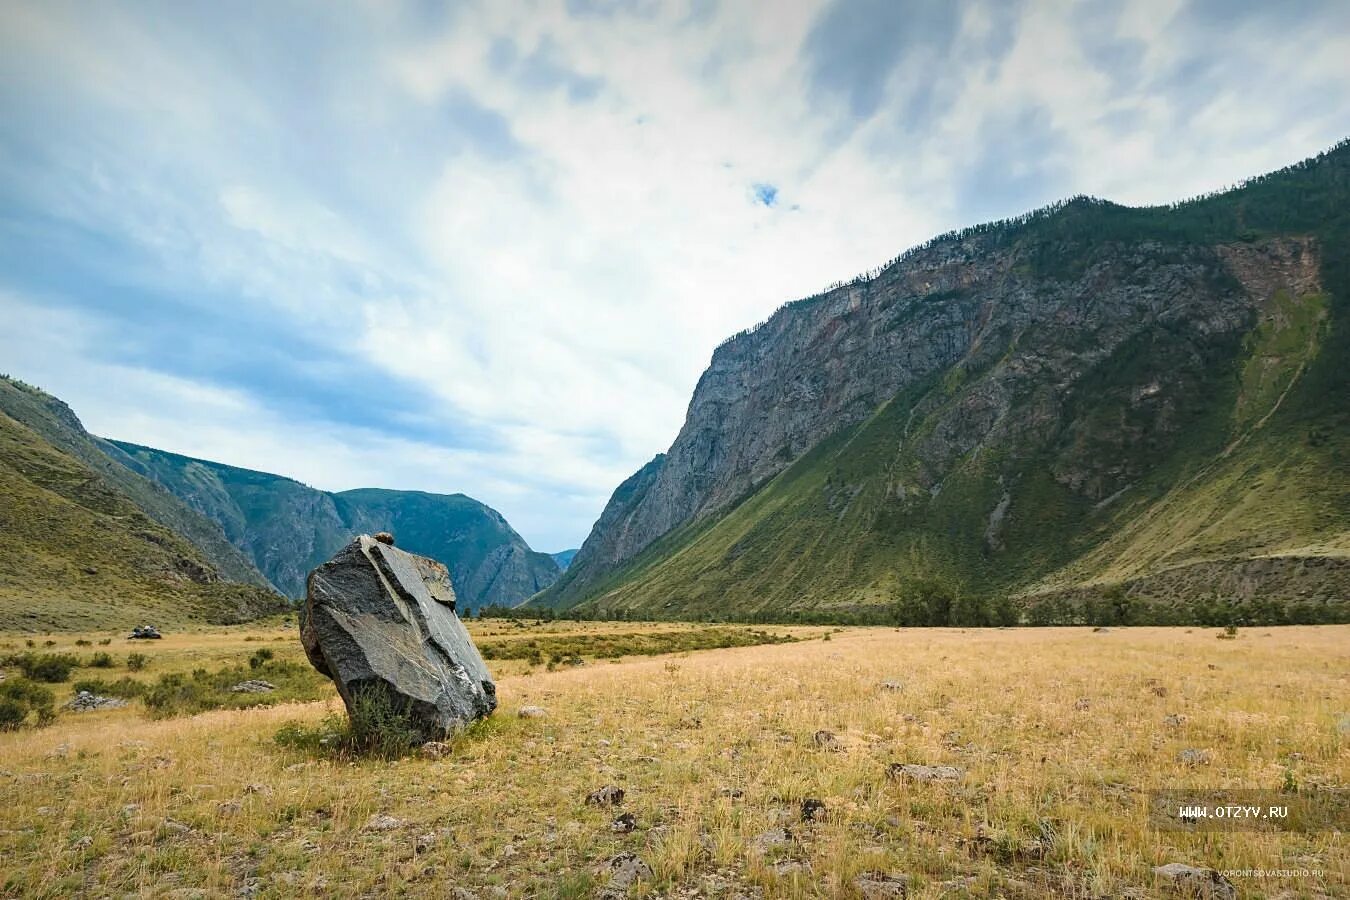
[1152, 863, 1236, 899]
[887, 763, 965, 782]
[229, 680, 275, 694]
[65, 690, 127, 711]
[301, 536, 497, 741]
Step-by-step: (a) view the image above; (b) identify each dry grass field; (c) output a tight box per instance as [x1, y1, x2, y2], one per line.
[0, 624, 1346, 898]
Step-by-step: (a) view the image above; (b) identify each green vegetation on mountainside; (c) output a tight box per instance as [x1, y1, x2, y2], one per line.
[0, 409, 285, 631]
[0, 377, 272, 590]
[558, 142, 1350, 623]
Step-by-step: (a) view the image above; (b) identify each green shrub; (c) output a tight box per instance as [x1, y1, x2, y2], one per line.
[344, 686, 423, 759]
[141, 659, 328, 719]
[126, 652, 148, 671]
[75, 639, 91, 647]
[88, 652, 114, 668]
[98, 638, 112, 646]
[248, 648, 275, 669]
[0, 678, 55, 730]
[15, 653, 79, 683]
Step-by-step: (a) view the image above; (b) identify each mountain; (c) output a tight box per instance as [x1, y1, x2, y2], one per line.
[550, 549, 579, 571]
[536, 142, 1350, 624]
[109, 443, 560, 611]
[0, 377, 285, 630]
[0, 377, 274, 591]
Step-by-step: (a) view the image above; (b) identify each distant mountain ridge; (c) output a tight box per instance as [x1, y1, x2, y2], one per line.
[550, 549, 579, 571]
[0, 376, 284, 629]
[111, 442, 560, 611]
[536, 141, 1350, 623]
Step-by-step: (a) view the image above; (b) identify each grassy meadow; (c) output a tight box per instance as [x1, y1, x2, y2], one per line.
[0, 623, 1345, 898]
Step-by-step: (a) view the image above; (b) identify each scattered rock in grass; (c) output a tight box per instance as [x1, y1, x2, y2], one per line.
[586, 784, 625, 806]
[449, 889, 478, 900]
[217, 800, 242, 816]
[1177, 749, 1212, 766]
[800, 798, 826, 822]
[1073, 698, 1091, 711]
[160, 818, 192, 836]
[1336, 714, 1350, 735]
[1163, 714, 1187, 727]
[229, 680, 275, 694]
[1151, 685, 1169, 698]
[66, 690, 127, 711]
[415, 832, 437, 852]
[751, 827, 793, 852]
[68, 835, 92, 851]
[1207, 664, 1218, 670]
[879, 680, 904, 692]
[419, 741, 451, 760]
[518, 705, 547, 719]
[887, 763, 964, 782]
[364, 814, 404, 832]
[597, 851, 653, 898]
[772, 860, 807, 876]
[243, 783, 271, 795]
[1152, 863, 1236, 899]
[854, 871, 909, 899]
[717, 787, 744, 800]
[812, 730, 839, 750]
[612, 812, 637, 833]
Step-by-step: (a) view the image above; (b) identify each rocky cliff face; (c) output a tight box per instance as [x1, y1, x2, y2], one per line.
[110, 445, 560, 610]
[539, 143, 1350, 617]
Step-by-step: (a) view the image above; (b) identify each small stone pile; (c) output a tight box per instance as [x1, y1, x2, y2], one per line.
[65, 690, 127, 712]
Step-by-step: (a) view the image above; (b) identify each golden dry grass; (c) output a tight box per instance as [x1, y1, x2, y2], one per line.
[1, 625, 1346, 898]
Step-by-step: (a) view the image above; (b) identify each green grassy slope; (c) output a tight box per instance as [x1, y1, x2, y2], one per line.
[560, 142, 1350, 623]
[0, 378, 273, 590]
[0, 408, 285, 631]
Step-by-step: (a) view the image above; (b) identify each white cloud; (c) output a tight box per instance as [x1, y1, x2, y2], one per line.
[2, 0, 1348, 550]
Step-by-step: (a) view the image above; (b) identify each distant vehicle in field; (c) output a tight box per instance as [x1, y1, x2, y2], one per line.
[129, 625, 162, 640]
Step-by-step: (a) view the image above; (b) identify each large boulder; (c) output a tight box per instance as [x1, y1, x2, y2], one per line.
[301, 536, 497, 740]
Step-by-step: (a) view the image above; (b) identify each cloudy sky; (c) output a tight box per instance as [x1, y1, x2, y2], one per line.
[1, 0, 1347, 552]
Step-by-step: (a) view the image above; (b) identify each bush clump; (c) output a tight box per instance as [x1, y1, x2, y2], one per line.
[0, 678, 55, 730]
[126, 653, 148, 671]
[142, 658, 327, 718]
[11, 653, 79, 683]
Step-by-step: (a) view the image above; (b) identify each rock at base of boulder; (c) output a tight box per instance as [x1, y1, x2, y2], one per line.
[301, 536, 497, 743]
